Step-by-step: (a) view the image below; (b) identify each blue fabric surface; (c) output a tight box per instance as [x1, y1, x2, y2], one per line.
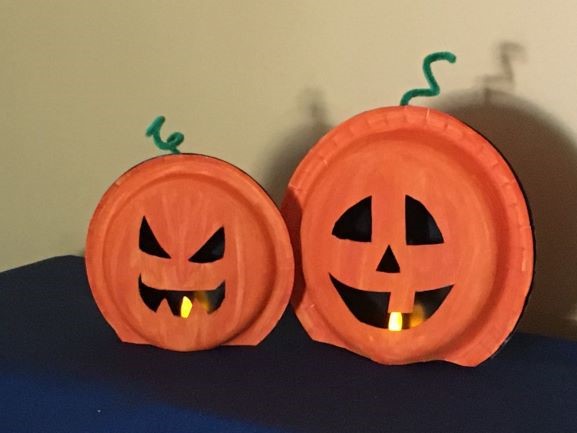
[1, 256, 577, 433]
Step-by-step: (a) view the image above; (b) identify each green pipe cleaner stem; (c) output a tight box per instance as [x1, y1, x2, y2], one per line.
[400, 51, 457, 106]
[146, 116, 184, 154]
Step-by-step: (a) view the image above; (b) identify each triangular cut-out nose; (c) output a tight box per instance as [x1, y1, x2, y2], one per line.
[377, 246, 400, 273]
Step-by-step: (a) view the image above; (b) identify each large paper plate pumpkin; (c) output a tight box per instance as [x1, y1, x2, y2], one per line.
[86, 117, 294, 351]
[282, 53, 534, 366]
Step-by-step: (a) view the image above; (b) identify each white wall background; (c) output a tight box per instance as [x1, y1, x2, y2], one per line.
[2, 0, 577, 338]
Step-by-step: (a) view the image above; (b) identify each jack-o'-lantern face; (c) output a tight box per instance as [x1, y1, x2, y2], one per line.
[137, 217, 226, 318]
[329, 195, 453, 330]
[86, 155, 294, 351]
[282, 106, 534, 366]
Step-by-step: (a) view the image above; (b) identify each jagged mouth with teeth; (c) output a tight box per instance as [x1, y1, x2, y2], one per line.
[329, 274, 453, 330]
[139, 276, 225, 318]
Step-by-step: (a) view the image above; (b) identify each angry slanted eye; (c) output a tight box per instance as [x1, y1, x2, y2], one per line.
[189, 227, 225, 263]
[332, 196, 372, 242]
[139, 217, 171, 258]
[405, 195, 444, 245]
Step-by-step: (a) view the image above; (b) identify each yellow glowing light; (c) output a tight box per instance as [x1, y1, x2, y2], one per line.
[180, 296, 193, 318]
[388, 312, 403, 331]
[409, 304, 425, 329]
[196, 292, 210, 312]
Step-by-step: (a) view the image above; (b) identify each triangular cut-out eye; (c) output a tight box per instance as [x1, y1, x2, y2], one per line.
[405, 195, 444, 245]
[332, 196, 372, 242]
[189, 227, 225, 263]
[139, 217, 171, 258]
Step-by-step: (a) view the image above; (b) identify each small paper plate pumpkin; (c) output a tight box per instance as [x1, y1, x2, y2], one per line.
[282, 53, 534, 366]
[86, 117, 294, 351]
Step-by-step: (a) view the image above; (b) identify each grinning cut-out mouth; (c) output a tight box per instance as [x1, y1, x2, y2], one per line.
[139, 276, 225, 317]
[329, 274, 453, 330]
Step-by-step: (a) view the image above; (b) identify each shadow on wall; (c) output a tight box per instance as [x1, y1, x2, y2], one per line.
[437, 84, 577, 339]
[437, 42, 577, 339]
[263, 89, 332, 203]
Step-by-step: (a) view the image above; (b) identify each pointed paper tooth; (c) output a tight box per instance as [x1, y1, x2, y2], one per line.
[388, 312, 403, 331]
[180, 296, 193, 319]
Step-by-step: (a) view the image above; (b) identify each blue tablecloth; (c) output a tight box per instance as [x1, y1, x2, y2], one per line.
[1, 256, 576, 433]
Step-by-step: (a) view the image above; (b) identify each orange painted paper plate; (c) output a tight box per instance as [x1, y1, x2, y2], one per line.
[86, 154, 294, 351]
[282, 105, 534, 366]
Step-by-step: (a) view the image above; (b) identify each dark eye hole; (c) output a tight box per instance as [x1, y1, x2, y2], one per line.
[139, 217, 171, 258]
[189, 227, 225, 263]
[332, 196, 372, 242]
[405, 195, 444, 245]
